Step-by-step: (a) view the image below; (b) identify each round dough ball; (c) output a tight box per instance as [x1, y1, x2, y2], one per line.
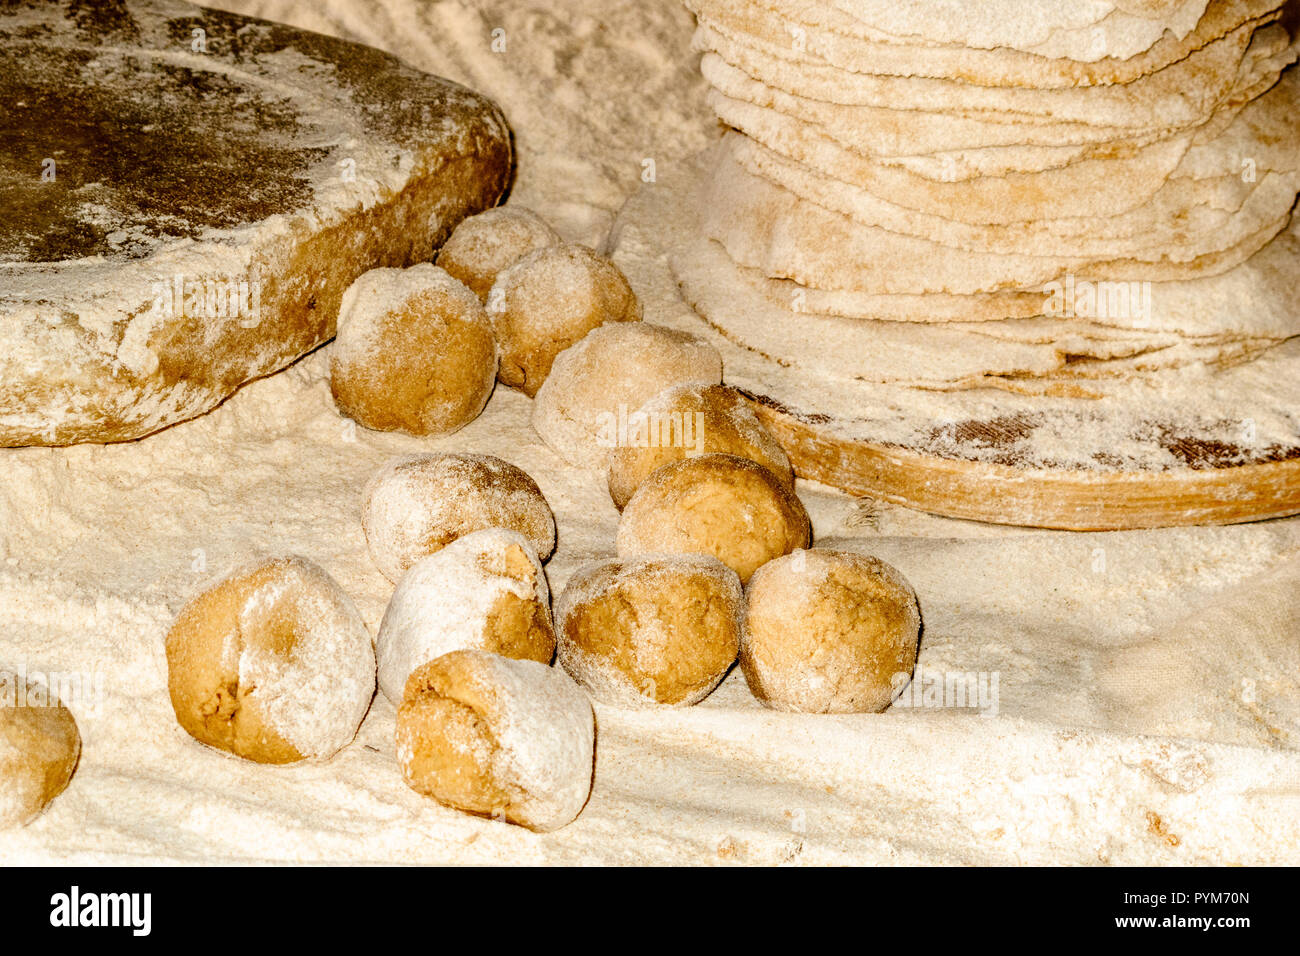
[377, 529, 555, 703]
[556, 554, 742, 707]
[607, 383, 793, 510]
[363, 452, 555, 584]
[165, 556, 376, 764]
[0, 675, 80, 828]
[533, 323, 722, 468]
[616, 453, 810, 583]
[436, 206, 560, 301]
[486, 243, 642, 397]
[396, 649, 594, 832]
[741, 550, 920, 714]
[330, 264, 497, 436]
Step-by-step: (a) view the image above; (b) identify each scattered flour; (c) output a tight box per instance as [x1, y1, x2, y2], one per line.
[0, 0, 1296, 863]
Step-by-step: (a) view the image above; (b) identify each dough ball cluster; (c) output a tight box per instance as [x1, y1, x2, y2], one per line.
[487, 243, 642, 397]
[437, 206, 560, 301]
[165, 555, 376, 764]
[556, 554, 742, 707]
[617, 453, 810, 582]
[0, 675, 80, 828]
[533, 323, 723, 468]
[150, 199, 927, 837]
[607, 383, 793, 510]
[363, 452, 556, 584]
[741, 550, 921, 714]
[395, 649, 594, 832]
[330, 264, 497, 436]
[376, 529, 555, 703]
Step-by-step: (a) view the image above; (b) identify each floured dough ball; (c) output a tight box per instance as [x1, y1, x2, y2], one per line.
[0, 674, 80, 828]
[165, 556, 376, 764]
[486, 244, 642, 396]
[607, 383, 793, 510]
[377, 529, 555, 703]
[436, 205, 561, 301]
[363, 452, 556, 584]
[533, 323, 723, 468]
[556, 555, 742, 707]
[741, 550, 921, 715]
[330, 264, 497, 436]
[396, 649, 594, 832]
[617, 453, 810, 583]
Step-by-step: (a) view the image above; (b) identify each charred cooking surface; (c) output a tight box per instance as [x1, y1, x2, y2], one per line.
[0, 46, 322, 261]
[0, 0, 495, 263]
[0, 0, 512, 447]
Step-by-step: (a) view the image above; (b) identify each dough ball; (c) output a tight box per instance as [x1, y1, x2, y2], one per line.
[165, 555, 376, 764]
[741, 550, 921, 714]
[616, 453, 810, 583]
[395, 649, 594, 832]
[330, 264, 497, 436]
[0, 675, 80, 828]
[377, 529, 555, 703]
[486, 243, 642, 396]
[532, 323, 722, 468]
[556, 554, 742, 707]
[363, 453, 555, 584]
[436, 206, 561, 301]
[607, 383, 793, 510]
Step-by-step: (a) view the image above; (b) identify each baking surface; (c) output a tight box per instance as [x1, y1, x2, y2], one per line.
[2, 0, 1298, 864]
[616, 148, 1300, 529]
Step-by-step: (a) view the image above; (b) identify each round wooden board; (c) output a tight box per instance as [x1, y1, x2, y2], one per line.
[609, 152, 1300, 531]
[743, 391, 1300, 530]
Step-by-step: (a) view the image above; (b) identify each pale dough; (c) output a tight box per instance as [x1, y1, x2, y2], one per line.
[616, 453, 811, 582]
[556, 554, 743, 707]
[395, 649, 595, 832]
[437, 205, 561, 301]
[330, 265, 498, 436]
[487, 243, 643, 397]
[741, 549, 921, 714]
[376, 529, 555, 703]
[362, 452, 556, 584]
[164, 555, 376, 764]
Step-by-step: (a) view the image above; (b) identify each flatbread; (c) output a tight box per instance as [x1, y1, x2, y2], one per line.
[702, 148, 1290, 294]
[672, 235, 1287, 388]
[689, 0, 1280, 88]
[738, 217, 1300, 339]
[691, 17, 1287, 127]
[813, 0, 1211, 61]
[707, 56, 1300, 230]
[698, 51, 1267, 153]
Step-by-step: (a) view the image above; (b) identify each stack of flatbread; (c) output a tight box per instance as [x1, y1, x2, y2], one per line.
[676, 0, 1300, 392]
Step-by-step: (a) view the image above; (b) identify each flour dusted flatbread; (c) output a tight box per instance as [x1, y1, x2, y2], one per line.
[724, 103, 1300, 256]
[0, 0, 512, 446]
[737, 217, 1300, 338]
[719, 115, 1296, 253]
[691, 0, 1281, 89]
[814, 0, 1211, 61]
[699, 53, 1255, 154]
[703, 151, 1289, 294]
[672, 235, 1292, 387]
[692, 16, 1289, 127]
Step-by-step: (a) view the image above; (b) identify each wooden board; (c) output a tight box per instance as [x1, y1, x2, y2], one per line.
[0, 0, 511, 446]
[609, 152, 1300, 531]
[744, 390, 1300, 530]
